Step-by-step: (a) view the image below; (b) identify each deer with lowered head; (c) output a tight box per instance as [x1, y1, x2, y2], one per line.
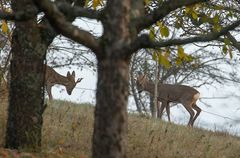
[136, 74, 201, 127]
[45, 65, 83, 100]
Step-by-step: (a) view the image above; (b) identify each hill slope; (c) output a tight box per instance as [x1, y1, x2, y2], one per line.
[1, 100, 240, 157]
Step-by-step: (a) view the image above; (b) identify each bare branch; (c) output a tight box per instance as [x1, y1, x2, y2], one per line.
[129, 19, 240, 53]
[33, 0, 100, 53]
[135, 0, 209, 32]
[226, 32, 240, 51]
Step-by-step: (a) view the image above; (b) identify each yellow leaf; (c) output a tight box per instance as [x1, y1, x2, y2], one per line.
[156, 21, 162, 27]
[85, 0, 90, 7]
[191, 11, 198, 20]
[177, 46, 185, 59]
[158, 22, 169, 37]
[160, 26, 169, 37]
[159, 53, 171, 69]
[175, 58, 182, 66]
[165, 47, 170, 58]
[1, 20, 8, 33]
[93, 0, 101, 10]
[185, 7, 191, 14]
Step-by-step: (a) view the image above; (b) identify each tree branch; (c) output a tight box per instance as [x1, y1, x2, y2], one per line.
[129, 19, 240, 53]
[56, 2, 101, 20]
[0, 9, 38, 21]
[33, 0, 100, 53]
[135, 0, 209, 32]
[0, 11, 15, 20]
[226, 32, 240, 51]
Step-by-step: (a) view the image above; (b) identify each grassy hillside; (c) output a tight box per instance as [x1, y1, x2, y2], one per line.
[1, 100, 240, 158]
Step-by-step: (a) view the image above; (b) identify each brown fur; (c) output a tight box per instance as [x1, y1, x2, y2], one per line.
[45, 65, 83, 100]
[136, 74, 201, 126]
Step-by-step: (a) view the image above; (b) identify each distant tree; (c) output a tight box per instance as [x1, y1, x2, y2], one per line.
[130, 47, 240, 118]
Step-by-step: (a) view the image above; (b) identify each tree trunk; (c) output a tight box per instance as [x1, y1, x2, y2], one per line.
[130, 61, 142, 114]
[152, 59, 159, 118]
[92, 57, 130, 158]
[5, 0, 46, 151]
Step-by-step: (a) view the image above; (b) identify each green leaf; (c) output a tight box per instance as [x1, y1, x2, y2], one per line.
[158, 22, 169, 38]
[159, 53, 171, 69]
[149, 27, 155, 41]
[201, 15, 208, 23]
[152, 51, 157, 61]
[213, 24, 221, 32]
[191, 11, 198, 20]
[224, 37, 231, 45]
[177, 46, 185, 59]
[223, 45, 228, 54]
[161, 25, 169, 37]
[185, 6, 191, 14]
[213, 15, 219, 24]
[185, 55, 194, 62]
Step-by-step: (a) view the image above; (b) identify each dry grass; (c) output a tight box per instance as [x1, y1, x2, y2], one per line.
[1, 100, 240, 158]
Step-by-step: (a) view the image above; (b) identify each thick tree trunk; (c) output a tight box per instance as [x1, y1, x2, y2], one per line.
[92, 57, 129, 158]
[5, 0, 46, 151]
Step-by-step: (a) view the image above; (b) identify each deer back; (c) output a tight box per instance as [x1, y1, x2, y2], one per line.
[157, 83, 199, 104]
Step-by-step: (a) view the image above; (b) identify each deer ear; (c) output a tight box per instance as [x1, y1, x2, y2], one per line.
[67, 71, 71, 77]
[72, 71, 75, 78]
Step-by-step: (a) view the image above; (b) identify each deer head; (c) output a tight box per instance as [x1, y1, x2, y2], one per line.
[136, 74, 148, 93]
[66, 71, 83, 95]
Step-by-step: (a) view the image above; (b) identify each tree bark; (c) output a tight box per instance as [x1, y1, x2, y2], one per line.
[93, 57, 130, 158]
[5, 0, 46, 151]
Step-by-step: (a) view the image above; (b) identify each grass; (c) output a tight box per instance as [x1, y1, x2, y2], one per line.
[1, 100, 240, 158]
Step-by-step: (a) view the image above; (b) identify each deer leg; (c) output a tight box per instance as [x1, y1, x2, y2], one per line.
[157, 101, 161, 118]
[182, 103, 195, 126]
[46, 85, 53, 101]
[191, 104, 201, 126]
[158, 100, 166, 120]
[166, 102, 171, 122]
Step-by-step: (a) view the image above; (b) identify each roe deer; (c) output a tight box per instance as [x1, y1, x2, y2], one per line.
[136, 74, 201, 127]
[45, 65, 83, 100]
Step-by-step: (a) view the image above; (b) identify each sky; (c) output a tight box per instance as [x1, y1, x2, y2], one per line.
[50, 18, 240, 136]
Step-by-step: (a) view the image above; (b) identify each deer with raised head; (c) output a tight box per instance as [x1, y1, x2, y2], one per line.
[45, 65, 83, 100]
[136, 74, 201, 127]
